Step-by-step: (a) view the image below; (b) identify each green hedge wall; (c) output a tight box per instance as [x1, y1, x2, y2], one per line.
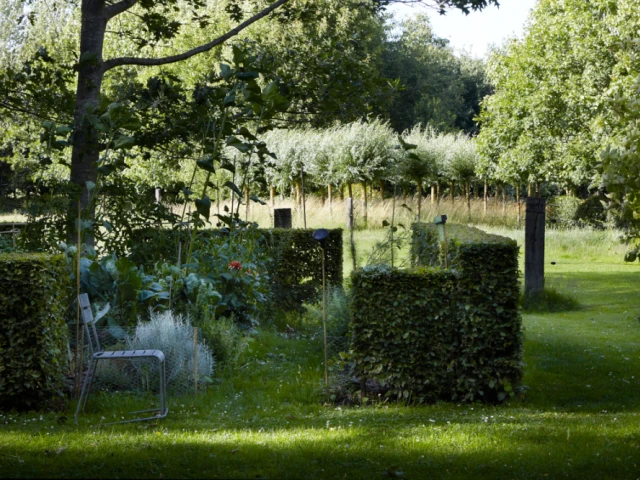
[128, 227, 343, 312]
[0, 253, 70, 410]
[351, 224, 522, 403]
[264, 229, 343, 312]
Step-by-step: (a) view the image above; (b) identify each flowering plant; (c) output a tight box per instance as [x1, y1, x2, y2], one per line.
[228, 261, 243, 270]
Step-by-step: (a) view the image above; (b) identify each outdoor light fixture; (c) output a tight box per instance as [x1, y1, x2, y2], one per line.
[434, 215, 449, 269]
[312, 228, 329, 388]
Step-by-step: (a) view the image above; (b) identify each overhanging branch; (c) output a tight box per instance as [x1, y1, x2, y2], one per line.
[105, 0, 139, 19]
[103, 0, 291, 71]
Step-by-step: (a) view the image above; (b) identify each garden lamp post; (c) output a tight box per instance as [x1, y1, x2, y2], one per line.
[434, 215, 448, 268]
[312, 228, 329, 387]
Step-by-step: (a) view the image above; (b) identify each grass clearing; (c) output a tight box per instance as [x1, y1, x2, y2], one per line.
[2, 227, 640, 479]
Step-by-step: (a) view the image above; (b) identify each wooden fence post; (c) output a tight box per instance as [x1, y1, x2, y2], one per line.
[525, 197, 546, 296]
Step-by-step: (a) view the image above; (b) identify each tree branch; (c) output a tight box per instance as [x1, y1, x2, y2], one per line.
[103, 0, 291, 71]
[105, 0, 138, 19]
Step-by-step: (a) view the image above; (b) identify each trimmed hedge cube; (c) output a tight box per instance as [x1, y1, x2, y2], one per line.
[350, 224, 522, 403]
[0, 253, 69, 410]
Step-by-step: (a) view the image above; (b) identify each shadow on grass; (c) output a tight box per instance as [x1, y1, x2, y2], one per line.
[521, 288, 581, 313]
[1, 418, 640, 479]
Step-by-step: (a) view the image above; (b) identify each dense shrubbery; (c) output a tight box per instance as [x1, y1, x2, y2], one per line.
[351, 224, 522, 403]
[0, 253, 69, 410]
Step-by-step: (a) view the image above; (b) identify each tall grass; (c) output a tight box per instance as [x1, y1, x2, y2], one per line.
[234, 194, 528, 230]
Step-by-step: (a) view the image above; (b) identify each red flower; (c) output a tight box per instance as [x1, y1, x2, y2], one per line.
[228, 261, 243, 270]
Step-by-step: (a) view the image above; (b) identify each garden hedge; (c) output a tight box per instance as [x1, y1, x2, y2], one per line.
[128, 227, 343, 312]
[0, 253, 70, 410]
[350, 224, 522, 403]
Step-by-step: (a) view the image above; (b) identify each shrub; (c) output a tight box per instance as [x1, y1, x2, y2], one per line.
[199, 316, 247, 370]
[350, 224, 522, 403]
[130, 227, 344, 315]
[548, 196, 582, 228]
[126, 310, 215, 391]
[0, 253, 69, 410]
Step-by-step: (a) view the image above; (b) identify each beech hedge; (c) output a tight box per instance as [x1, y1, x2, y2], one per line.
[0, 253, 69, 410]
[350, 224, 522, 403]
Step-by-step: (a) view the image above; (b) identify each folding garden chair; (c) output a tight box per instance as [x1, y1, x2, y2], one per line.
[74, 293, 168, 424]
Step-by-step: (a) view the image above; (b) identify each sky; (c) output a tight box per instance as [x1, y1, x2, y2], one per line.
[389, 0, 538, 58]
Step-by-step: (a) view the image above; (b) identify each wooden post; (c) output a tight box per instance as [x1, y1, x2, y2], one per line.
[525, 197, 546, 296]
[274, 208, 292, 228]
[347, 198, 356, 270]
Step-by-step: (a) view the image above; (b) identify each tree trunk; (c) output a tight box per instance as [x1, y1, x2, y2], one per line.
[450, 181, 455, 205]
[528, 183, 532, 197]
[361, 181, 368, 228]
[295, 180, 302, 206]
[430, 184, 435, 205]
[483, 179, 488, 216]
[69, 3, 108, 244]
[347, 183, 353, 199]
[502, 185, 507, 217]
[321, 186, 326, 205]
[339, 184, 344, 201]
[270, 186, 275, 207]
[495, 183, 501, 207]
[473, 182, 478, 200]
[465, 182, 470, 219]
[536, 182, 540, 198]
[328, 184, 333, 215]
[417, 181, 423, 222]
[516, 184, 521, 226]
[436, 182, 440, 207]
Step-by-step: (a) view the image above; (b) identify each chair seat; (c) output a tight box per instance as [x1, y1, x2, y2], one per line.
[94, 349, 165, 362]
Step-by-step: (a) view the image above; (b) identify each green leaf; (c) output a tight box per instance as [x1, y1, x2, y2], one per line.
[194, 196, 212, 220]
[250, 195, 266, 205]
[382, 220, 390, 227]
[224, 181, 242, 197]
[196, 156, 216, 173]
[220, 161, 236, 174]
[112, 135, 135, 150]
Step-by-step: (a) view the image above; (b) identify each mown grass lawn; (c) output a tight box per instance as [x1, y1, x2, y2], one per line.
[1, 228, 639, 479]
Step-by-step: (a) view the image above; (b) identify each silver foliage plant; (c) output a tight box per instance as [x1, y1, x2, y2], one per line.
[127, 310, 215, 391]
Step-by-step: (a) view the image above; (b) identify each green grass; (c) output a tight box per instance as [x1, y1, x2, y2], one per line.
[2, 228, 640, 479]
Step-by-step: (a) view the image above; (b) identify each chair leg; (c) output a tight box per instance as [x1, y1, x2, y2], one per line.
[159, 359, 167, 416]
[75, 358, 97, 424]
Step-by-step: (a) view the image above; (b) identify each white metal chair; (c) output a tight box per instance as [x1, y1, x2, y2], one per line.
[74, 293, 168, 424]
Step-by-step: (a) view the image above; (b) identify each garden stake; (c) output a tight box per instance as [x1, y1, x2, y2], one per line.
[193, 327, 198, 396]
[75, 201, 82, 399]
[312, 229, 330, 389]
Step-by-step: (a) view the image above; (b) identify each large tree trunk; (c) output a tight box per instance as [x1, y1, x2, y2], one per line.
[70, 2, 108, 243]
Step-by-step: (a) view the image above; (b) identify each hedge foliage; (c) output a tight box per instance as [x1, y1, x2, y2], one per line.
[128, 227, 343, 312]
[0, 253, 70, 410]
[351, 224, 522, 403]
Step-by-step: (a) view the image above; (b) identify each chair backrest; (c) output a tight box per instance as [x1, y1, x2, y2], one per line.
[78, 293, 102, 355]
